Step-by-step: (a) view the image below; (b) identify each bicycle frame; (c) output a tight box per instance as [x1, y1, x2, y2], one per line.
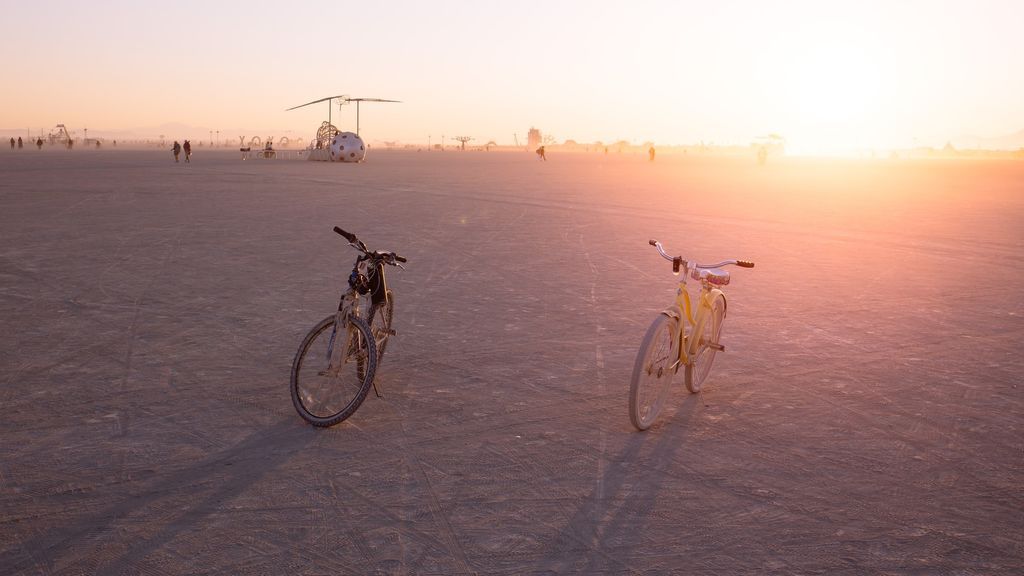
[661, 278, 727, 370]
[646, 239, 746, 372]
[326, 228, 404, 374]
[365, 257, 390, 307]
[322, 254, 376, 376]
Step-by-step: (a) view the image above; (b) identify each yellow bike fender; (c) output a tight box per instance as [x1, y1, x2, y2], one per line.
[661, 305, 684, 322]
[705, 288, 728, 318]
[660, 305, 687, 364]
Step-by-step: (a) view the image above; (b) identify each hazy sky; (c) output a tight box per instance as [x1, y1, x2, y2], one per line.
[2, 0, 1021, 153]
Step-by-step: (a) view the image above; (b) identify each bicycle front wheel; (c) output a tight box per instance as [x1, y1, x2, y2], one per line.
[291, 314, 378, 427]
[629, 313, 681, 431]
[685, 294, 725, 393]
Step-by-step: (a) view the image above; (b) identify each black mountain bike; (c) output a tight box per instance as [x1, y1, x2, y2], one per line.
[290, 227, 406, 427]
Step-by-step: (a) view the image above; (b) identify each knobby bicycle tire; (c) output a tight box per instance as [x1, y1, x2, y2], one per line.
[291, 314, 377, 427]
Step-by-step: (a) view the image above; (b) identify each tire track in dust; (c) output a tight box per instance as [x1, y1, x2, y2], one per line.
[117, 226, 186, 393]
[551, 216, 628, 568]
[393, 415, 475, 574]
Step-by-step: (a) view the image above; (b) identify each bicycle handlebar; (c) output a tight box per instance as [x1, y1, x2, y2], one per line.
[334, 226, 357, 243]
[648, 239, 754, 270]
[334, 226, 407, 265]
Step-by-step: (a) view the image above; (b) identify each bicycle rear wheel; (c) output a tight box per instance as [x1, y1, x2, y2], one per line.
[291, 314, 377, 427]
[629, 313, 681, 431]
[685, 294, 725, 393]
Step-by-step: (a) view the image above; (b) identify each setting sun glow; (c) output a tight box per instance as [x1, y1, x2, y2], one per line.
[1, 0, 1020, 154]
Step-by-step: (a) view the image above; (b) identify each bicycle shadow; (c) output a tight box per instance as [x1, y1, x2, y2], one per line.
[539, 391, 704, 573]
[4, 418, 315, 575]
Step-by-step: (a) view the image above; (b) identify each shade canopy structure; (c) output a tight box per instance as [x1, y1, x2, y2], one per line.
[286, 95, 401, 136]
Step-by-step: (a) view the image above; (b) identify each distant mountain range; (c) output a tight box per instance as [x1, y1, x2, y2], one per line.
[1, 122, 301, 143]
[97, 123, 303, 143]
[5, 124, 1023, 150]
[951, 128, 1024, 150]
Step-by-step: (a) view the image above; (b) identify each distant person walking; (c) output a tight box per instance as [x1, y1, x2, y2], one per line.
[183, 140, 191, 163]
[757, 146, 767, 166]
[172, 140, 181, 163]
[8, 137, 13, 149]
[17, 136, 23, 149]
[36, 138, 43, 150]
[536, 145, 546, 161]
[648, 146, 656, 162]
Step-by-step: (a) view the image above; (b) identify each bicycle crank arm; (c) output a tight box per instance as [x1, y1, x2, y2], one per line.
[707, 343, 725, 352]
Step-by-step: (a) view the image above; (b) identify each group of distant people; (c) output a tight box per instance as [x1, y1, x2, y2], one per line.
[9, 137, 47, 150]
[534, 144, 659, 162]
[171, 140, 192, 163]
[11, 137, 768, 165]
[529, 144, 772, 165]
[8, 136, 113, 150]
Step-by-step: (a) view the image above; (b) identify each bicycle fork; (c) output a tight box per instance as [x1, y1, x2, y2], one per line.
[320, 299, 360, 377]
[320, 320, 349, 378]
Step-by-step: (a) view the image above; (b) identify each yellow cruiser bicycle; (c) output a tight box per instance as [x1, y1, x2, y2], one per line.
[629, 239, 754, 430]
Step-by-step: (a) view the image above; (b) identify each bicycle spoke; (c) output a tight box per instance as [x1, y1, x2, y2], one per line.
[291, 315, 377, 426]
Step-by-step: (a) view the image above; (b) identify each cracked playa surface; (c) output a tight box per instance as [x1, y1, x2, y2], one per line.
[1, 148, 1022, 574]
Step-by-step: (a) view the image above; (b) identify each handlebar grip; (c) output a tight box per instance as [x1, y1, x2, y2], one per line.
[649, 239, 658, 246]
[737, 260, 755, 268]
[395, 255, 407, 263]
[333, 226, 357, 243]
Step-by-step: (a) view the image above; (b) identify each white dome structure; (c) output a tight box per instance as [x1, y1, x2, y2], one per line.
[329, 132, 366, 163]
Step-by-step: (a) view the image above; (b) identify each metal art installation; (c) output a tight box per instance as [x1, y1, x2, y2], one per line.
[314, 121, 340, 150]
[46, 124, 72, 146]
[287, 94, 399, 163]
[329, 132, 366, 163]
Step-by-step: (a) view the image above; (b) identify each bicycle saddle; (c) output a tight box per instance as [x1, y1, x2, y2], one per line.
[692, 267, 731, 286]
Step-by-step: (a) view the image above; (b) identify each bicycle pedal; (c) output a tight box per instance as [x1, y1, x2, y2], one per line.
[708, 343, 725, 352]
[386, 329, 396, 336]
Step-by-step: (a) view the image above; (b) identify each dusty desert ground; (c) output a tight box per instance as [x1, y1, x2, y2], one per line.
[1, 146, 1022, 574]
